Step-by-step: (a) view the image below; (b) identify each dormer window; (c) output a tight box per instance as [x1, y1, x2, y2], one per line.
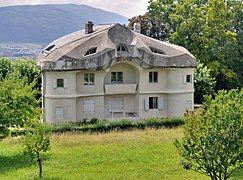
[150, 47, 165, 55]
[117, 45, 127, 52]
[85, 47, 97, 56]
[45, 45, 55, 51]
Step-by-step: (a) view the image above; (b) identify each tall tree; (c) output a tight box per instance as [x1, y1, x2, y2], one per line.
[131, 0, 243, 92]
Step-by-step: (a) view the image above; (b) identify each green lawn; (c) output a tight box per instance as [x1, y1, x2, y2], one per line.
[0, 128, 241, 179]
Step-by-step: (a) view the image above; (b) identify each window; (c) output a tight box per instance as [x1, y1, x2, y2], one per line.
[53, 79, 68, 89]
[56, 107, 64, 121]
[57, 79, 64, 87]
[117, 45, 127, 52]
[111, 72, 123, 83]
[84, 100, 95, 113]
[84, 73, 95, 85]
[184, 74, 192, 83]
[145, 97, 164, 110]
[149, 72, 158, 83]
[84, 47, 97, 56]
[45, 44, 55, 51]
[111, 97, 123, 111]
[150, 47, 165, 55]
[149, 97, 158, 109]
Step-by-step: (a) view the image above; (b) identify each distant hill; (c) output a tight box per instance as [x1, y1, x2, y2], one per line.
[0, 4, 128, 43]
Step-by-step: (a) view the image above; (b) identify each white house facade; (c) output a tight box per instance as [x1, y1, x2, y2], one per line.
[37, 22, 197, 123]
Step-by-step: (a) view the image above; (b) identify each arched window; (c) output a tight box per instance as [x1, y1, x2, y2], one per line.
[117, 45, 127, 52]
[85, 47, 97, 56]
[150, 47, 166, 55]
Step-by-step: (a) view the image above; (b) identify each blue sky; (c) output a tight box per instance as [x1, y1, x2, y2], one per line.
[0, 0, 148, 18]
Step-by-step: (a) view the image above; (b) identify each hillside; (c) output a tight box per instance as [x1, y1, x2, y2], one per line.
[0, 4, 128, 43]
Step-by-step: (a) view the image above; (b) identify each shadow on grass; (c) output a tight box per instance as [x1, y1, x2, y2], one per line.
[0, 153, 33, 174]
[0, 153, 51, 174]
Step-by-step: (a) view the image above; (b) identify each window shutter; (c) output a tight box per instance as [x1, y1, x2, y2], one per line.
[53, 79, 57, 89]
[158, 97, 164, 110]
[64, 79, 68, 88]
[144, 97, 149, 111]
[183, 75, 187, 84]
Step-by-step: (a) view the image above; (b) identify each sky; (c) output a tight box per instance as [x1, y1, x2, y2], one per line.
[0, 0, 149, 18]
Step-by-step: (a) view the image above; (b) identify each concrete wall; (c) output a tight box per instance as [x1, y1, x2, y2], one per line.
[76, 70, 106, 94]
[138, 94, 168, 119]
[45, 98, 77, 123]
[43, 61, 195, 123]
[76, 96, 104, 121]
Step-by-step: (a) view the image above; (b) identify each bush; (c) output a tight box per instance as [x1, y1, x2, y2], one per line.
[5, 117, 185, 136]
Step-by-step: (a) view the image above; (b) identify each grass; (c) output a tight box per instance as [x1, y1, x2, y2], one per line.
[0, 128, 242, 179]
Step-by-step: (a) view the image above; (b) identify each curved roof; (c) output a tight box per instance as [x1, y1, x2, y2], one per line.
[37, 23, 197, 71]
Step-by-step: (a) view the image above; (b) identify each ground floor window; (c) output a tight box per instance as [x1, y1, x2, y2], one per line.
[149, 97, 158, 109]
[56, 107, 64, 121]
[111, 97, 123, 111]
[145, 96, 164, 110]
[84, 99, 95, 112]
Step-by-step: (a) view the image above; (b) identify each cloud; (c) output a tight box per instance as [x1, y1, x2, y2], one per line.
[0, 0, 148, 17]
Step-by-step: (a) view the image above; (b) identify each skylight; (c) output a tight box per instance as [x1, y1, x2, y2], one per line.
[150, 47, 166, 55]
[85, 47, 97, 56]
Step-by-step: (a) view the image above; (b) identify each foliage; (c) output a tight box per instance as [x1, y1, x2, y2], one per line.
[51, 117, 184, 133]
[175, 89, 243, 180]
[130, 0, 243, 92]
[20, 122, 51, 178]
[0, 58, 41, 140]
[0, 70, 41, 129]
[194, 61, 216, 103]
[0, 58, 41, 91]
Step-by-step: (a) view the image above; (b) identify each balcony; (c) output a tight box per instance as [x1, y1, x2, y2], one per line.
[105, 83, 137, 94]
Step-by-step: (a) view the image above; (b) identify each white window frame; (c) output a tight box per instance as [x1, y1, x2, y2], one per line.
[145, 96, 164, 111]
[184, 74, 193, 84]
[84, 99, 95, 113]
[84, 73, 95, 85]
[53, 78, 68, 89]
[111, 72, 123, 84]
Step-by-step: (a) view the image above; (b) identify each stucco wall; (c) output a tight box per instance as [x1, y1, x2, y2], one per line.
[45, 98, 77, 123]
[104, 62, 139, 84]
[167, 93, 194, 117]
[76, 70, 106, 94]
[76, 96, 104, 121]
[138, 94, 168, 119]
[45, 71, 77, 95]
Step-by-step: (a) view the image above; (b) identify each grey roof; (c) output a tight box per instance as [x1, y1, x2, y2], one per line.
[37, 23, 197, 71]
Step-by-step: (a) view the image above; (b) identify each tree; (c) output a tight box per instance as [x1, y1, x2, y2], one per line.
[0, 58, 41, 91]
[137, 0, 243, 91]
[175, 89, 243, 180]
[194, 61, 216, 103]
[0, 70, 41, 139]
[20, 122, 51, 178]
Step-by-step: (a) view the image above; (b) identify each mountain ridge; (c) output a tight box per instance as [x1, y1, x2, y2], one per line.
[0, 4, 128, 43]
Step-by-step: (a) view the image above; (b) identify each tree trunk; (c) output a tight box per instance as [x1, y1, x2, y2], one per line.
[37, 158, 42, 178]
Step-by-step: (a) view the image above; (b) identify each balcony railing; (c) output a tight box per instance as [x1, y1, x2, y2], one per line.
[104, 83, 137, 94]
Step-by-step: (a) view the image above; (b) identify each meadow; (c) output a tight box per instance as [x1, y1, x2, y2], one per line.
[0, 128, 241, 179]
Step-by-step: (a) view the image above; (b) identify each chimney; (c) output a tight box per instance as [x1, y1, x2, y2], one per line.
[133, 22, 141, 33]
[85, 21, 94, 34]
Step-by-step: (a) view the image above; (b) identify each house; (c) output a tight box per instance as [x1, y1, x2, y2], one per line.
[37, 22, 197, 123]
